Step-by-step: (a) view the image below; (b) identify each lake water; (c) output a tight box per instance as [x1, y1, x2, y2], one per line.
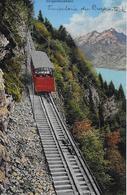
[96, 68, 126, 95]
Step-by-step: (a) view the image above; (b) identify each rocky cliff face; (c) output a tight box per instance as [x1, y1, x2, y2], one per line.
[0, 0, 32, 66]
[0, 34, 9, 61]
[75, 28, 126, 70]
[0, 0, 31, 190]
[0, 2, 56, 194]
[0, 0, 33, 101]
[84, 84, 119, 123]
[0, 69, 13, 190]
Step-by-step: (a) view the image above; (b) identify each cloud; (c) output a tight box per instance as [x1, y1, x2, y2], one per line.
[64, 0, 126, 37]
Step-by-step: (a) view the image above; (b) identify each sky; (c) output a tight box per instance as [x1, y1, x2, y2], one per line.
[34, 0, 126, 37]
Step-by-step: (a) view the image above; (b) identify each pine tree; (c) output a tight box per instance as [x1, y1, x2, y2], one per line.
[118, 84, 125, 99]
[98, 73, 103, 89]
[66, 33, 76, 47]
[108, 81, 115, 97]
[103, 81, 108, 96]
[58, 25, 68, 41]
[38, 10, 44, 22]
[88, 88, 98, 125]
[98, 102, 104, 128]
[122, 98, 126, 112]
[58, 25, 75, 47]
[44, 17, 54, 34]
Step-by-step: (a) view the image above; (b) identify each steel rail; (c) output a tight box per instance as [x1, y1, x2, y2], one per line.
[33, 95, 76, 194]
[39, 94, 101, 195]
[49, 93, 102, 195]
[27, 31, 102, 195]
[40, 95, 79, 195]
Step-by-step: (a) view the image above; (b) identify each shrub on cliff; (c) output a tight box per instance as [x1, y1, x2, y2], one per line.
[3, 57, 23, 102]
[32, 11, 126, 194]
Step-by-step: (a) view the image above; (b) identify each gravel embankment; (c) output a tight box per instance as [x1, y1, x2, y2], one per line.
[1, 89, 56, 195]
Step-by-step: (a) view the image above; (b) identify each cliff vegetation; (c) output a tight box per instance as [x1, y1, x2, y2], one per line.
[0, 0, 33, 101]
[0, 2, 126, 194]
[32, 11, 126, 195]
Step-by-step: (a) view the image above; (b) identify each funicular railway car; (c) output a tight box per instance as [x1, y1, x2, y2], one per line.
[31, 51, 55, 93]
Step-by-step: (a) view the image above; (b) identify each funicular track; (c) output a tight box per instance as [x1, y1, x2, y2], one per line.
[27, 31, 101, 195]
[32, 93, 101, 195]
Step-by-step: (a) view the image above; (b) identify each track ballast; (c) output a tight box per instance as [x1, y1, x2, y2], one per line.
[31, 93, 101, 195]
[27, 31, 101, 195]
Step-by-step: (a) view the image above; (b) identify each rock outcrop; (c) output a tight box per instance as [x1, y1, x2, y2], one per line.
[0, 33, 9, 61]
[0, 69, 13, 191]
[103, 96, 119, 120]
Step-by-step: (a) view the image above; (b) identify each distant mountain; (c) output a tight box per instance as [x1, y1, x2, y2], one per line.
[75, 28, 126, 70]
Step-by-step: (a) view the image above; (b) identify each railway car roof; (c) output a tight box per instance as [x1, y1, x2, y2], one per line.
[31, 51, 54, 69]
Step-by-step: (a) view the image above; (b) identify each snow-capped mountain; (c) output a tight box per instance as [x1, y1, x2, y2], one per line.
[75, 28, 126, 70]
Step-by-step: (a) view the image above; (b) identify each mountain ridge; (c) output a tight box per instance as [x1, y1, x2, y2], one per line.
[75, 28, 126, 70]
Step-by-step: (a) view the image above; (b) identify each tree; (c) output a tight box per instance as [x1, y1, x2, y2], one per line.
[103, 81, 108, 95]
[44, 17, 54, 34]
[73, 119, 92, 139]
[58, 25, 76, 47]
[38, 10, 44, 22]
[73, 121, 111, 190]
[118, 127, 126, 157]
[58, 25, 68, 41]
[106, 147, 126, 193]
[66, 33, 76, 47]
[98, 102, 104, 128]
[52, 28, 59, 39]
[88, 88, 98, 125]
[108, 81, 115, 97]
[105, 129, 125, 194]
[121, 98, 126, 112]
[33, 21, 50, 42]
[98, 73, 103, 89]
[117, 84, 125, 100]
[106, 130, 121, 148]
[81, 130, 111, 190]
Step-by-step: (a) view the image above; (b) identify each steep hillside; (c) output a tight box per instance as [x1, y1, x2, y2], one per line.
[0, 0, 33, 100]
[0, 2, 56, 194]
[32, 12, 126, 195]
[75, 28, 126, 70]
[0, 3, 125, 194]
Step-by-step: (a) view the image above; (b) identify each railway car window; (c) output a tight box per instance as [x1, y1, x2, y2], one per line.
[34, 67, 53, 76]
